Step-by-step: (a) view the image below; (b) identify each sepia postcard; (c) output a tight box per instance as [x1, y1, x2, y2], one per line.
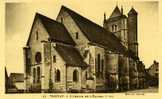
[0, 0, 161, 99]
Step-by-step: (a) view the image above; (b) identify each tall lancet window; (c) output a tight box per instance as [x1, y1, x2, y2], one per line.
[73, 69, 79, 82]
[76, 32, 79, 39]
[37, 67, 40, 83]
[101, 59, 104, 78]
[112, 25, 118, 32]
[55, 69, 61, 82]
[33, 68, 36, 83]
[97, 54, 101, 77]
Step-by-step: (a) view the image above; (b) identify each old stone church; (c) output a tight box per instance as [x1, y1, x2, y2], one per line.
[23, 5, 145, 92]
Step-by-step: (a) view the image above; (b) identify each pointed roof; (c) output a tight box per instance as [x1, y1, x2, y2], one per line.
[109, 6, 122, 18]
[55, 43, 87, 67]
[59, 6, 128, 55]
[27, 13, 75, 46]
[107, 15, 127, 22]
[128, 7, 138, 15]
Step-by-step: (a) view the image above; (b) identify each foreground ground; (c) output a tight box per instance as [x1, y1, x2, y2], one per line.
[125, 87, 158, 93]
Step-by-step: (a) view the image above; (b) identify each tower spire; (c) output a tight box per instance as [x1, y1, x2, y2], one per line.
[121, 5, 123, 15]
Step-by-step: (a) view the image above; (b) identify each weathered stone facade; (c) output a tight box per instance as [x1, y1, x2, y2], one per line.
[103, 6, 139, 90]
[24, 5, 144, 93]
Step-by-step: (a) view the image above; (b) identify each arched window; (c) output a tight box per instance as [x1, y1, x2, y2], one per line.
[35, 52, 42, 63]
[37, 67, 40, 83]
[73, 69, 79, 82]
[55, 69, 60, 82]
[114, 25, 117, 31]
[33, 68, 36, 83]
[112, 25, 118, 32]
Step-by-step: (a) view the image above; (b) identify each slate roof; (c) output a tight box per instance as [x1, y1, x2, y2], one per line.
[60, 6, 128, 55]
[55, 43, 87, 67]
[27, 13, 75, 45]
[9, 73, 24, 82]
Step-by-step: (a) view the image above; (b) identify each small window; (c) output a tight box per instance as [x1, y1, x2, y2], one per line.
[76, 32, 79, 39]
[73, 69, 79, 82]
[36, 31, 38, 40]
[53, 56, 56, 63]
[55, 69, 60, 82]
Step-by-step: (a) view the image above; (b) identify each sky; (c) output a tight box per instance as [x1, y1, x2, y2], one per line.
[5, 0, 160, 74]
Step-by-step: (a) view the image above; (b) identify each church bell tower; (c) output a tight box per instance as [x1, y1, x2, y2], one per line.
[127, 7, 138, 57]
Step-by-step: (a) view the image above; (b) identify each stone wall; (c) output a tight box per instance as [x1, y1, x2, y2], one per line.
[25, 18, 49, 91]
[51, 44, 66, 92]
[105, 52, 119, 90]
[56, 10, 89, 57]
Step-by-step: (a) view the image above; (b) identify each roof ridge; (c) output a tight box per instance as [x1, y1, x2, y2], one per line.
[35, 12, 76, 45]
[59, 6, 139, 60]
[36, 12, 63, 25]
[61, 6, 123, 46]
[61, 5, 104, 29]
[62, 5, 121, 39]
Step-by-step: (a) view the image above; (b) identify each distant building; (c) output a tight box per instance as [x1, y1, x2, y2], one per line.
[137, 61, 146, 88]
[146, 61, 159, 86]
[147, 61, 159, 78]
[8, 73, 25, 93]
